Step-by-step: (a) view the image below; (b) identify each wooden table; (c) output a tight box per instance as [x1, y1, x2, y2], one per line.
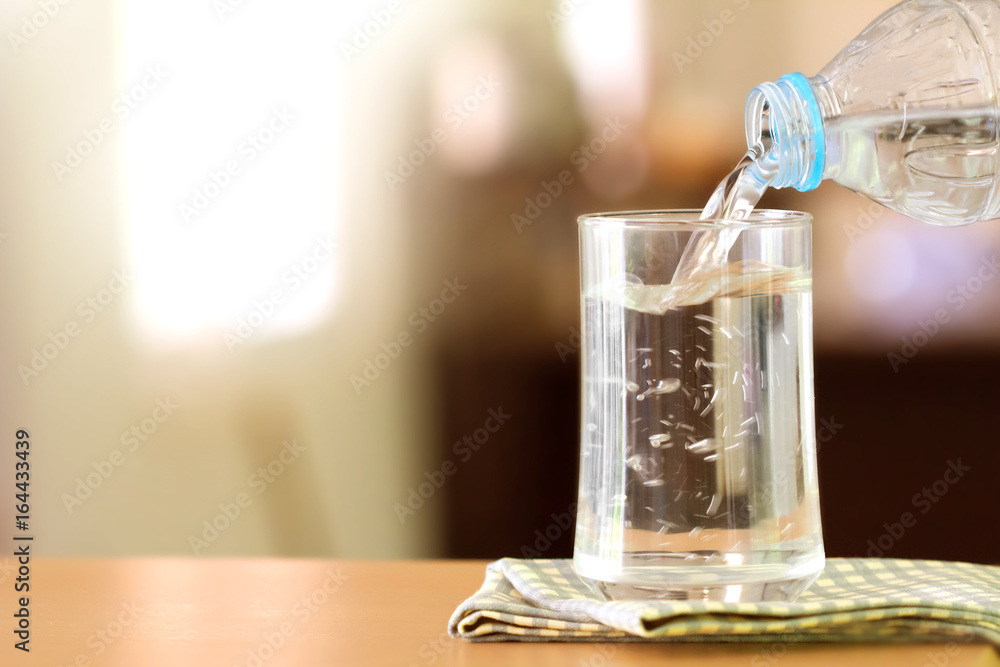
[5, 560, 998, 666]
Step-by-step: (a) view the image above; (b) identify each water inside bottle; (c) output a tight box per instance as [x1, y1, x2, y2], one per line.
[827, 105, 1000, 225]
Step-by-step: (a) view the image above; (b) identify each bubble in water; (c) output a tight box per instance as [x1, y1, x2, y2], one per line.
[654, 378, 681, 393]
[706, 494, 722, 515]
[700, 392, 717, 417]
[686, 438, 716, 453]
[637, 378, 681, 401]
[649, 433, 672, 448]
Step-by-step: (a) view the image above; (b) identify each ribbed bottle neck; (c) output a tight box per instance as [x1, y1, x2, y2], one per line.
[745, 73, 827, 192]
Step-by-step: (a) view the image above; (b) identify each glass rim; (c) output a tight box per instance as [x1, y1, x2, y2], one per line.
[578, 209, 812, 230]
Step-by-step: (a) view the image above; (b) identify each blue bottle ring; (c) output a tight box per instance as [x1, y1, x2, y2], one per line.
[779, 72, 825, 192]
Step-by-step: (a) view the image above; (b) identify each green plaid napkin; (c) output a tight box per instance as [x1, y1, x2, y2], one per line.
[449, 558, 1000, 646]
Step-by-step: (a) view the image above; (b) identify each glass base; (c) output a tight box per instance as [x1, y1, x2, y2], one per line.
[574, 550, 824, 602]
[581, 571, 821, 602]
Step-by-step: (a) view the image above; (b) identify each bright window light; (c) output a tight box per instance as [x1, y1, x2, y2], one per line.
[557, 0, 647, 122]
[121, 0, 342, 347]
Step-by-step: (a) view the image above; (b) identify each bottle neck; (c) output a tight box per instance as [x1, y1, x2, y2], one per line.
[745, 72, 827, 192]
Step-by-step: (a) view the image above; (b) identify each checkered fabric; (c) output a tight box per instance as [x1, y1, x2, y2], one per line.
[449, 558, 1000, 646]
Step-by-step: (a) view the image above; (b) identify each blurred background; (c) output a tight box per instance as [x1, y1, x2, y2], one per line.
[0, 0, 996, 563]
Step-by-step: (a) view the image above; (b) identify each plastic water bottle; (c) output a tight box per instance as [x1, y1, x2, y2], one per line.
[748, 0, 1000, 226]
[675, 0, 1000, 282]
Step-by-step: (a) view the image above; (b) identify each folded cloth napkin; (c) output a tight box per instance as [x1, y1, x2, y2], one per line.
[449, 558, 1000, 646]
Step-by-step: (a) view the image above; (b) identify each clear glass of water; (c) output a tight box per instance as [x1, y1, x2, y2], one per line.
[573, 210, 824, 602]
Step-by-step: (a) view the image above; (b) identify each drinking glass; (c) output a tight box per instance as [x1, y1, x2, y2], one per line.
[573, 209, 824, 602]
